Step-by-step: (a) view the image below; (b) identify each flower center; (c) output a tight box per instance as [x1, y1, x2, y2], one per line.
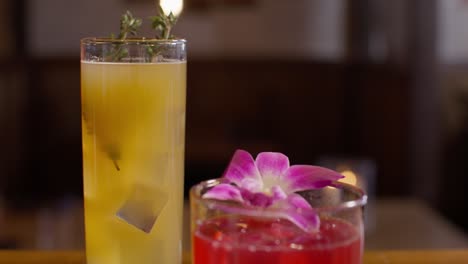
[262, 174, 280, 190]
[262, 187, 274, 196]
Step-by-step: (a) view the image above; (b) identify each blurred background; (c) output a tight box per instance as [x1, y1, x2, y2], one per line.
[1, 0, 467, 251]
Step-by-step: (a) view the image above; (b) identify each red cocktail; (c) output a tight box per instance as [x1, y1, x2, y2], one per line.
[193, 216, 361, 264]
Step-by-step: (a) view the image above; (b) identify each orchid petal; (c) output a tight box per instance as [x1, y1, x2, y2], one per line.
[240, 189, 273, 207]
[286, 193, 312, 210]
[255, 152, 289, 187]
[202, 184, 244, 203]
[282, 165, 344, 193]
[277, 193, 319, 233]
[270, 185, 288, 202]
[223, 149, 262, 192]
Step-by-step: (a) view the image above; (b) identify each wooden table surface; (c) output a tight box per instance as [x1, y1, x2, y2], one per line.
[0, 250, 467, 264]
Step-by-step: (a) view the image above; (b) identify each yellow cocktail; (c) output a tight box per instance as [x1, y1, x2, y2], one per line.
[81, 39, 186, 264]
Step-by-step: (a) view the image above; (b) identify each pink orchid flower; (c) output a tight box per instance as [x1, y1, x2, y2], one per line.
[202, 149, 344, 233]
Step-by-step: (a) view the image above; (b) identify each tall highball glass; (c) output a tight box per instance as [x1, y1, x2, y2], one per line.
[81, 38, 186, 264]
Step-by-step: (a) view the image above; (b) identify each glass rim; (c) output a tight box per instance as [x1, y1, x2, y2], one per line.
[81, 37, 186, 45]
[190, 178, 367, 215]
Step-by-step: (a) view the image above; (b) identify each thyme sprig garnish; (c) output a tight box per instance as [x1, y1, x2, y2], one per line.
[108, 11, 142, 61]
[107, 6, 178, 62]
[118, 10, 143, 40]
[150, 5, 178, 40]
[105, 11, 143, 168]
[145, 5, 179, 61]
[104, 5, 180, 170]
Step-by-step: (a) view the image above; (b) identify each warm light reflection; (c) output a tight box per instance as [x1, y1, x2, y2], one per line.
[160, 0, 184, 16]
[339, 170, 358, 186]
